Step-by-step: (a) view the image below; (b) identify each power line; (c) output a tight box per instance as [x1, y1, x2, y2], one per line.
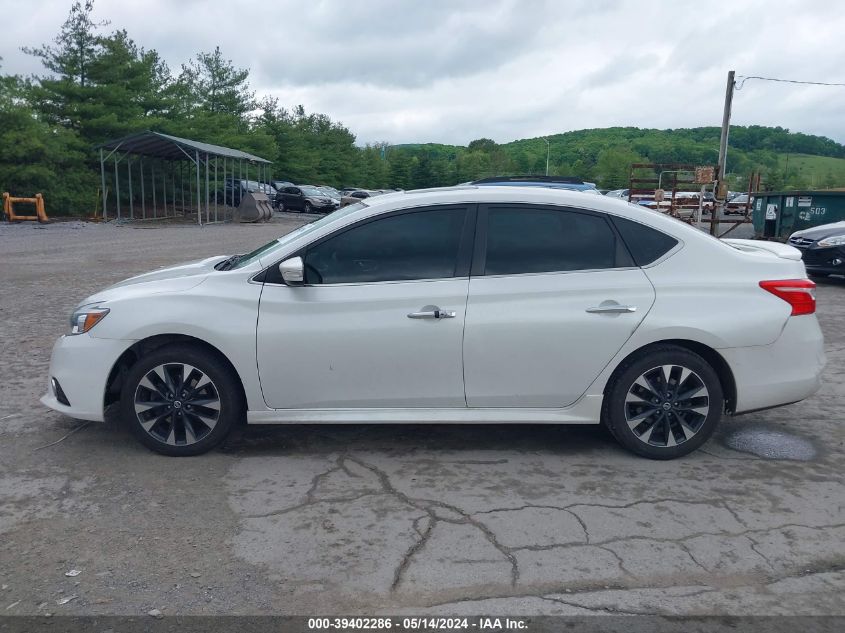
[735, 75, 845, 90]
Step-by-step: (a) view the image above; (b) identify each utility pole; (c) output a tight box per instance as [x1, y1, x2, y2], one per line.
[543, 137, 550, 176]
[711, 70, 735, 236]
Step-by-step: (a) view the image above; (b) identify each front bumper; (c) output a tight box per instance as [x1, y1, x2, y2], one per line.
[40, 334, 135, 421]
[721, 315, 826, 414]
[794, 244, 845, 275]
[310, 201, 338, 212]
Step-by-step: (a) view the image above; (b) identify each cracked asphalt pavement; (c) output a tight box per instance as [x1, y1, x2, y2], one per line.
[0, 218, 843, 616]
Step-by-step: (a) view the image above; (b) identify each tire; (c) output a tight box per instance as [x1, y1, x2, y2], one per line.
[602, 345, 723, 459]
[304, 201, 313, 214]
[120, 345, 243, 456]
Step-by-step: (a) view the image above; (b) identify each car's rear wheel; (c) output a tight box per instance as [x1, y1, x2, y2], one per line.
[120, 345, 242, 456]
[603, 345, 723, 459]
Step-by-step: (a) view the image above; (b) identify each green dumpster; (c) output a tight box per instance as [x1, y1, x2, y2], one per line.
[752, 190, 845, 241]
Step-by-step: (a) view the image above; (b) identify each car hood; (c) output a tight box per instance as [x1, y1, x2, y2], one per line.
[790, 221, 845, 241]
[80, 255, 227, 306]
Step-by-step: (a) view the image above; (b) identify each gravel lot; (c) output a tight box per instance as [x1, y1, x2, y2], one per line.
[0, 216, 842, 617]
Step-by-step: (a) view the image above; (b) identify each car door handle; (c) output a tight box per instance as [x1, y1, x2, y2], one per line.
[586, 305, 637, 314]
[407, 306, 456, 320]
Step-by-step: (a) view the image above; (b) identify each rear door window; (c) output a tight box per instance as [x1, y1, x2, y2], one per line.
[481, 206, 627, 275]
[611, 216, 679, 266]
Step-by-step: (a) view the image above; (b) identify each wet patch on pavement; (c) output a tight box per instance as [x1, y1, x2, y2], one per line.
[722, 424, 817, 461]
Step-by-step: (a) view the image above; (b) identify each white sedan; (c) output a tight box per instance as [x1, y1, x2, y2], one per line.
[42, 187, 825, 459]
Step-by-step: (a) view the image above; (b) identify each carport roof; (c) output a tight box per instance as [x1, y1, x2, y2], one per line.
[96, 130, 271, 163]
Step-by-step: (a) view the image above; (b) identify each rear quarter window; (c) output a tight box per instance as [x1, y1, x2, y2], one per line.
[611, 216, 678, 266]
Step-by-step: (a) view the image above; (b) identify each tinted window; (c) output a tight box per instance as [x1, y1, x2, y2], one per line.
[611, 216, 678, 266]
[304, 208, 467, 284]
[484, 206, 620, 275]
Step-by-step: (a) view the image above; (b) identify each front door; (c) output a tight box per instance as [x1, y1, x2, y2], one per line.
[257, 205, 475, 409]
[463, 204, 655, 407]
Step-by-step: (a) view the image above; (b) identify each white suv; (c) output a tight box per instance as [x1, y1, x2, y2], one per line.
[42, 187, 825, 459]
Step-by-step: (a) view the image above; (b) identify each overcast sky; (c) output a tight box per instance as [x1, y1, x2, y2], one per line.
[2, 0, 844, 146]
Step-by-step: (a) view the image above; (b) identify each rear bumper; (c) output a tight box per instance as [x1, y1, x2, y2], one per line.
[721, 315, 826, 414]
[40, 334, 135, 422]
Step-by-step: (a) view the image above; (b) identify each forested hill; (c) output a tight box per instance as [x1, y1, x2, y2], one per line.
[390, 126, 845, 190]
[399, 125, 845, 159]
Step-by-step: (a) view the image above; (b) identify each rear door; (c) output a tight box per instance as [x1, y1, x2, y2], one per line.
[282, 187, 302, 211]
[463, 204, 655, 408]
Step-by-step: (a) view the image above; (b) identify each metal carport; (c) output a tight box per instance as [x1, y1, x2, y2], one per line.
[96, 131, 272, 225]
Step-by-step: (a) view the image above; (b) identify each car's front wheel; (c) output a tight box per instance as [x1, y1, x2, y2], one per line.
[603, 345, 723, 459]
[120, 345, 242, 456]
[304, 201, 313, 214]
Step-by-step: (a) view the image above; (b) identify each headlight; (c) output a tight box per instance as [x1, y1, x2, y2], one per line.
[817, 234, 845, 248]
[69, 305, 110, 335]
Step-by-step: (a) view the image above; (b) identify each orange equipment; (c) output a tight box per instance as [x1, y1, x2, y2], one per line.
[2, 192, 49, 223]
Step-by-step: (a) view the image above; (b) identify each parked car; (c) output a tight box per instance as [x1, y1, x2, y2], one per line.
[43, 186, 824, 459]
[605, 189, 629, 199]
[340, 189, 376, 207]
[218, 179, 274, 207]
[317, 185, 342, 204]
[275, 185, 338, 214]
[788, 220, 845, 278]
[726, 194, 754, 215]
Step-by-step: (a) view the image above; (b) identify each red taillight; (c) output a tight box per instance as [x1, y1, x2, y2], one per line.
[759, 279, 816, 316]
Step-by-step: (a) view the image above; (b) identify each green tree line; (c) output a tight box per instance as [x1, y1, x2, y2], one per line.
[2, 1, 844, 215]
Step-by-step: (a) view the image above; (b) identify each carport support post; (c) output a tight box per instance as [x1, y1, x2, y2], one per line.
[128, 158, 134, 219]
[195, 150, 201, 226]
[205, 154, 210, 224]
[162, 161, 167, 218]
[214, 156, 218, 222]
[140, 160, 146, 219]
[170, 162, 174, 216]
[181, 162, 185, 215]
[113, 154, 121, 220]
[172, 162, 176, 216]
[151, 163, 157, 218]
[99, 148, 107, 220]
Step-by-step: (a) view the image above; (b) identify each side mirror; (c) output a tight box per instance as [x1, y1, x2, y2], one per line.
[279, 256, 304, 284]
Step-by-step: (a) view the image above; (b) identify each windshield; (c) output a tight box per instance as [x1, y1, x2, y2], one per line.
[320, 187, 340, 196]
[230, 202, 369, 270]
[300, 186, 323, 197]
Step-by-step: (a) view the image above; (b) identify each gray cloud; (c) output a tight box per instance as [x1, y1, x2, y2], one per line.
[1, 0, 844, 145]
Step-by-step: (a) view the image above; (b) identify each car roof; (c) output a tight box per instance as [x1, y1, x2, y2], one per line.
[256, 185, 729, 270]
[354, 186, 700, 237]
